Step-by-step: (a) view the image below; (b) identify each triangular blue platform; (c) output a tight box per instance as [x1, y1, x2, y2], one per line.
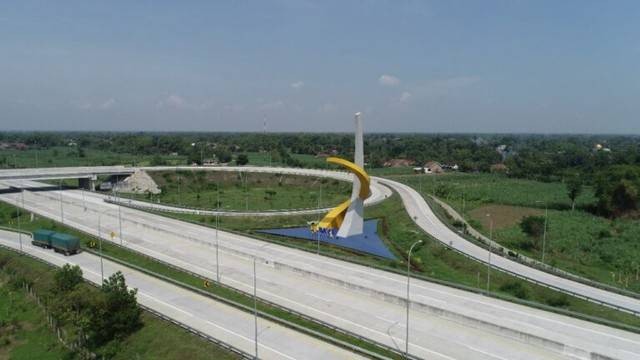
[256, 219, 397, 260]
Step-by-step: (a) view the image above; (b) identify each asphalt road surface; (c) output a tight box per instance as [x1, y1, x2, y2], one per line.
[0, 230, 365, 360]
[1, 180, 639, 359]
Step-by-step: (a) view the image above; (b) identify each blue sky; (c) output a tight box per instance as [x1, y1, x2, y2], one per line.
[1, 1, 639, 133]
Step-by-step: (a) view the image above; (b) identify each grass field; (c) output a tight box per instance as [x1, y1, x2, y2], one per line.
[390, 172, 640, 293]
[0, 275, 72, 360]
[0, 147, 186, 169]
[0, 248, 242, 360]
[118, 170, 352, 211]
[158, 195, 640, 329]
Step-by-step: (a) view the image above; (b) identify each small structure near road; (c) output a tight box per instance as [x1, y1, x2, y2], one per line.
[424, 161, 444, 174]
[114, 169, 161, 194]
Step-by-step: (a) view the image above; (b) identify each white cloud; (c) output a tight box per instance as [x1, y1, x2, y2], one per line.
[378, 74, 400, 87]
[260, 100, 285, 110]
[417, 76, 481, 97]
[98, 98, 116, 110]
[77, 98, 116, 111]
[290, 81, 304, 89]
[156, 94, 205, 110]
[399, 91, 412, 103]
[318, 102, 336, 113]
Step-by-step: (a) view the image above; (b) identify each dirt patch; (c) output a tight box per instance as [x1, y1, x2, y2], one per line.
[468, 204, 543, 230]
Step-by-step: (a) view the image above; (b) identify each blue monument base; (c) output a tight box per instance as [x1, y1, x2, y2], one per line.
[256, 219, 397, 260]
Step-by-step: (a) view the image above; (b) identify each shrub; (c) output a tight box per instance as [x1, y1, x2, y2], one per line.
[499, 281, 530, 299]
[520, 215, 546, 238]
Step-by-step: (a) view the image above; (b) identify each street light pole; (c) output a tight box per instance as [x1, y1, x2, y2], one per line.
[97, 212, 105, 282]
[486, 214, 493, 291]
[215, 184, 220, 283]
[253, 257, 258, 359]
[542, 204, 548, 264]
[17, 191, 23, 253]
[406, 240, 422, 358]
[59, 180, 64, 224]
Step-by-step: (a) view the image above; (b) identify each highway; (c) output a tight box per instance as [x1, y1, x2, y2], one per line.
[1, 179, 639, 359]
[0, 230, 364, 360]
[376, 177, 640, 315]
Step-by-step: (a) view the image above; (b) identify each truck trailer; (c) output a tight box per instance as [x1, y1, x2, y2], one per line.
[50, 233, 80, 256]
[32, 229, 56, 248]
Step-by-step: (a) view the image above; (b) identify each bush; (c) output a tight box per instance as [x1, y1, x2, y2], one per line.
[520, 215, 546, 238]
[545, 294, 570, 308]
[499, 281, 530, 299]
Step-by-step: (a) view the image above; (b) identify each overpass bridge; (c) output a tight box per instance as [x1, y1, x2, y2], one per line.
[0, 166, 136, 190]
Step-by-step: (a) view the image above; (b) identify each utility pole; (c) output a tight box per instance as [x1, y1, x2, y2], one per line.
[59, 180, 64, 224]
[253, 257, 259, 359]
[542, 204, 548, 264]
[215, 183, 220, 283]
[486, 214, 493, 291]
[17, 191, 23, 253]
[406, 240, 422, 358]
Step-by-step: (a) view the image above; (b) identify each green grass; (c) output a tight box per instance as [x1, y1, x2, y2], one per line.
[390, 172, 640, 294]
[0, 147, 186, 169]
[0, 248, 241, 360]
[120, 170, 352, 211]
[390, 172, 597, 212]
[2, 185, 640, 338]
[0, 276, 72, 360]
[157, 194, 640, 329]
[0, 202, 403, 359]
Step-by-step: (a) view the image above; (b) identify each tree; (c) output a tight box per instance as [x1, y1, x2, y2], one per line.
[89, 271, 142, 346]
[54, 264, 83, 293]
[520, 215, 546, 249]
[236, 153, 249, 166]
[566, 174, 583, 211]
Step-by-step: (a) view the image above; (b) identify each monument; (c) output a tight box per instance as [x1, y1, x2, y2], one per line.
[316, 112, 370, 237]
[259, 112, 395, 259]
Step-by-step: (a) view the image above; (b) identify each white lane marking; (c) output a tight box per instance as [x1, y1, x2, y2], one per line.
[306, 292, 333, 303]
[138, 292, 194, 318]
[204, 320, 297, 360]
[11, 190, 635, 357]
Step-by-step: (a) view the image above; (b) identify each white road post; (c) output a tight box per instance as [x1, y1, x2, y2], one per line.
[406, 240, 422, 358]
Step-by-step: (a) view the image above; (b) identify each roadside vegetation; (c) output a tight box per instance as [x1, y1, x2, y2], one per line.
[0, 248, 240, 360]
[118, 170, 351, 211]
[392, 172, 640, 293]
[152, 195, 640, 330]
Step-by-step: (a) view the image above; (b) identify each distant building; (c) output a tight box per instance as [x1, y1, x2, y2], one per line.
[424, 161, 443, 174]
[383, 159, 414, 168]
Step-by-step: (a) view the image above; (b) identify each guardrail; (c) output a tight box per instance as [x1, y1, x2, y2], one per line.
[104, 197, 332, 216]
[422, 196, 640, 318]
[0, 241, 254, 360]
[426, 194, 640, 301]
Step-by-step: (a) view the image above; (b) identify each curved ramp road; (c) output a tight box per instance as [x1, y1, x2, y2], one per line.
[2, 181, 640, 359]
[376, 178, 640, 315]
[0, 230, 364, 360]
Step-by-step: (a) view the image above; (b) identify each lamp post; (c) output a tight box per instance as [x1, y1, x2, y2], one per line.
[406, 240, 422, 358]
[486, 213, 493, 291]
[59, 180, 64, 224]
[17, 190, 23, 253]
[97, 208, 117, 282]
[215, 183, 220, 283]
[253, 256, 258, 359]
[536, 200, 549, 264]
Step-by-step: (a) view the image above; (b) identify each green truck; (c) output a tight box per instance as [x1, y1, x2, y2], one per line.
[32, 229, 56, 248]
[50, 233, 81, 256]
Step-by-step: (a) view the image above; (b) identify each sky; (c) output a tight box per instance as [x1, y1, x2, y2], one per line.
[1, 0, 639, 133]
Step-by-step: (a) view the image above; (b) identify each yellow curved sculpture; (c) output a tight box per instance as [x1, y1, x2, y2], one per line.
[315, 157, 371, 232]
